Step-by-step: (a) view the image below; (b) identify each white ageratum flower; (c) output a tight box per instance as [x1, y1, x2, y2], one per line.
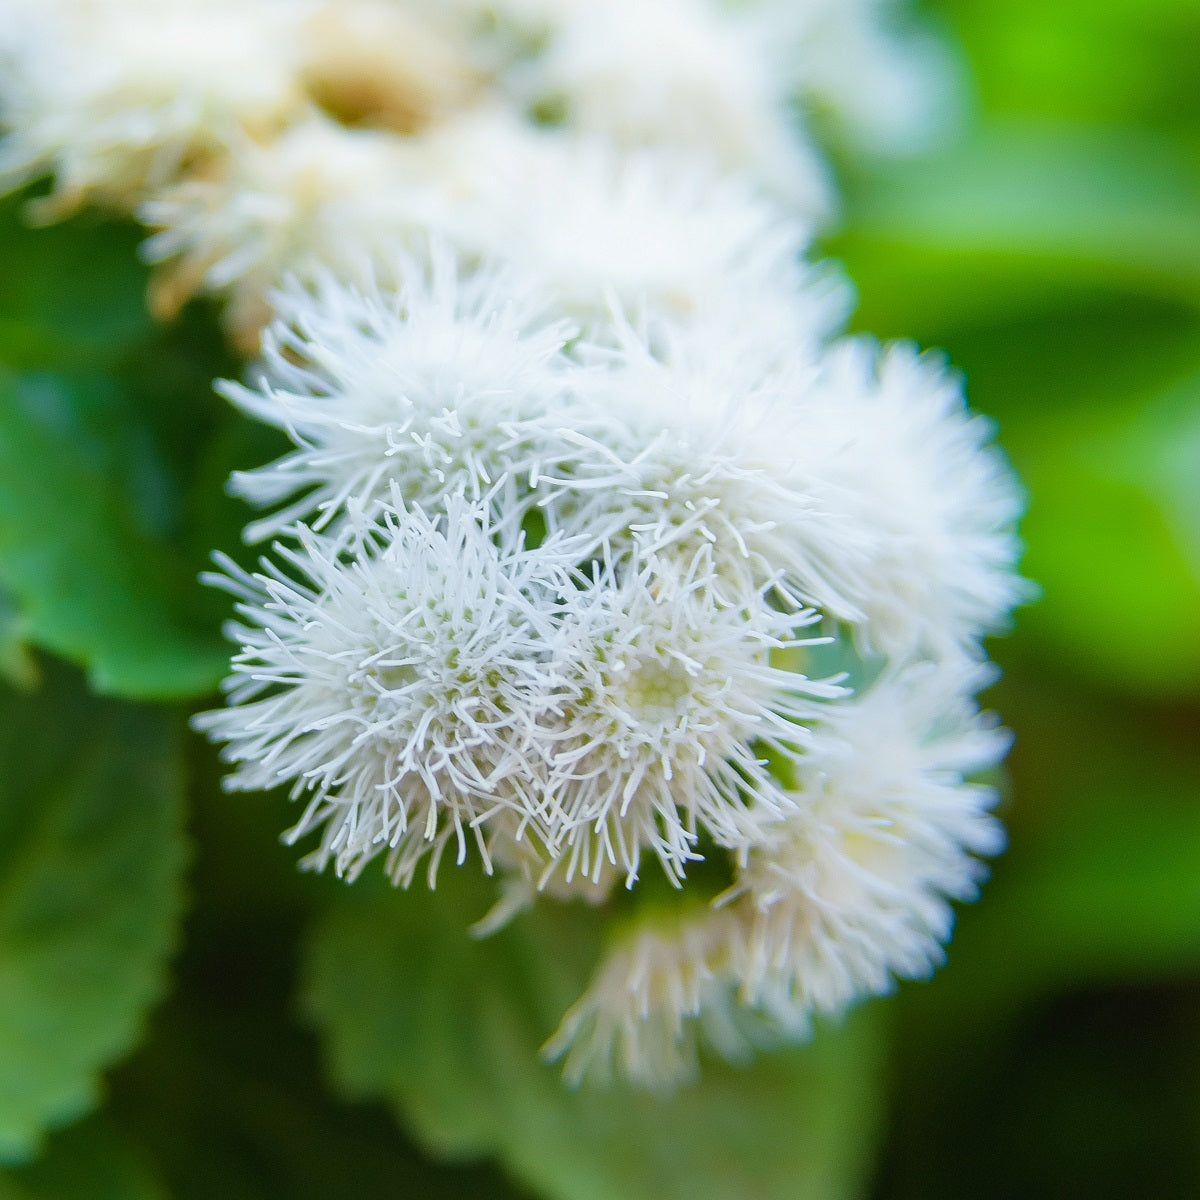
[534, 318, 867, 620]
[733, 660, 1007, 1028]
[542, 906, 749, 1089]
[298, 0, 480, 133]
[503, 0, 832, 212]
[140, 116, 472, 346]
[0, 0, 307, 215]
[466, 128, 838, 340]
[194, 495, 577, 887]
[219, 252, 577, 542]
[539, 548, 845, 888]
[791, 340, 1026, 659]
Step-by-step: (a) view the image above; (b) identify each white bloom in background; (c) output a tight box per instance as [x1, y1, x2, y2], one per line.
[505, 0, 832, 211]
[219, 252, 577, 541]
[298, 0, 479, 133]
[540, 548, 845, 887]
[543, 907, 749, 1088]
[468, 130, 836, 339]
[194, 496, 577, 887]
[790, 341, 1026, 659]
[140, 116, 474, 347]
[734, 660, 1007, 1027]
[0, 0, 307, 215]
[756, 0, 962, 156]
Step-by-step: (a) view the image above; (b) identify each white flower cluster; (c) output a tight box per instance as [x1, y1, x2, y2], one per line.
[0, 0, 1021, 1089]
[201, 253, 1022, 1087]
[0, 0, 942, 343]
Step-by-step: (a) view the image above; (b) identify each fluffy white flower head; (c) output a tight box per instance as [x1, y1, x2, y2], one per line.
[535, 318, 867, 619]
[539, 548, 845, 888]
[195, 495, 577, 887]
[220, 250, 577, 541]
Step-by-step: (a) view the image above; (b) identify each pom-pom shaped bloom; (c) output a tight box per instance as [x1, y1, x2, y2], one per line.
[539, 548, 846, 887]
[790, 341, 1026, 659]
[0, 0, 307, 215]
[534, 318, 866, 619]
[733, 659, 1007, 1027]
[543, 906, 749, 1089]
[140, 116, 470, 346]
[195, 495, 579, 887]
[220, 251, 577, 542]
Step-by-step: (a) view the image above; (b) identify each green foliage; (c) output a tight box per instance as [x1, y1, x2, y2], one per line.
[0, 1121, 168, 1200]
[0, 666, 186, 1162]
[1016, 373, 1200, 694]
[0, 590, 37, 690]
[0, 200, 148, 374]
[0, 196, 282, 700]
[303, 871, 885, 1200]
[833, 126, 1200, 335]
[0, 371, 229, 699]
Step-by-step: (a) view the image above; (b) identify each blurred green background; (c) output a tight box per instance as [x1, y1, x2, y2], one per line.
[0, 1, 1198, 1197]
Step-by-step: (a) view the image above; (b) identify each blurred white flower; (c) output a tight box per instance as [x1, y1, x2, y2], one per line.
[140, 115, 472, 346]
[219, 250, 577, 541]
[733, 660, 1007, 1027]
[502, 0, 833, 211]
[0, 0, 307, 215]
[194, 495, 578, 887]
[466, 128, 836, 339]
[543, 906, 748, 1088]
[754, 0, 963, 156]
[136, 102, 843, 350]
[298, 0, 479, 133]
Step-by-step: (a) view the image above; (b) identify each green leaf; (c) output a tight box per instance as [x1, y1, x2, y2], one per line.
[302, 872, 885, 1200]
[895, 671, 1200, 1049]
[830, 125, 1200, 337]
[0, 371, 230, 700]
[0, 665, 187, 1162]
[108, 988, 517, 1200]
[0, 1120, 168, 1200]
[1013, 369, 1200, 695]
[940, 0, 1200, 132]
[0, 196, 150, 373]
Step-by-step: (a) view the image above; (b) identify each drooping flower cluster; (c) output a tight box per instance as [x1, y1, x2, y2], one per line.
[0, 0, 1022, 1089]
